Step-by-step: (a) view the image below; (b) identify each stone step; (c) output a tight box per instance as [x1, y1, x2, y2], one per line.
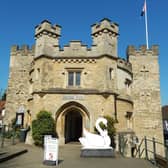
[0, 149, 28, 163]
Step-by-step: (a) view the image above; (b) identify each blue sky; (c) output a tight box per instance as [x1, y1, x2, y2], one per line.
[0, 0, 167, 105]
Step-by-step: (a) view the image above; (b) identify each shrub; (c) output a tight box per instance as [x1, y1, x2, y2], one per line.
[32, 110, 57, 146]
[95, 115, 116, 148]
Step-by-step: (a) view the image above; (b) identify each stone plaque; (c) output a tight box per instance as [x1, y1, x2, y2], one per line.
[63, 95, 84, 100]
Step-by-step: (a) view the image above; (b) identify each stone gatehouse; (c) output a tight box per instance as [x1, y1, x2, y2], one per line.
[5, 18, 163, 153]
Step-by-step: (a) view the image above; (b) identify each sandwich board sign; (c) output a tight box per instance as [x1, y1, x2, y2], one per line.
[43, 135, 59, 166]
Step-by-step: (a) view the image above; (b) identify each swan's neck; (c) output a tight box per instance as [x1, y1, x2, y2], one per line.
[96, 118, 105, 135]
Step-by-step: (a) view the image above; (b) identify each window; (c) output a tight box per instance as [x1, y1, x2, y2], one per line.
[109, 68, 114, 80]
[68, 71, 81, 86]
[125, 78, 132, 95]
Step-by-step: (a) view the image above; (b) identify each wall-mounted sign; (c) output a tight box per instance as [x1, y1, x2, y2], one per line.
[16, 113, 24, 126]
[63, 95, 84, 100]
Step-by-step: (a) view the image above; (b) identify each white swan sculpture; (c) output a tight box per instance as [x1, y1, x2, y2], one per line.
[79, 117, 111, 149]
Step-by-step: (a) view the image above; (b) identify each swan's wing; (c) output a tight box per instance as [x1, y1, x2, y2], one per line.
[83, 128, 94, 137]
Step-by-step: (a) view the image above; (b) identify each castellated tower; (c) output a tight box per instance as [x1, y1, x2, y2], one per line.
[5, 45, 34, 123]
[35, 20, 61, 57]
[91, 18, 119, 56]
[127, 45, 164, 155]
[4, 19, 164, 156]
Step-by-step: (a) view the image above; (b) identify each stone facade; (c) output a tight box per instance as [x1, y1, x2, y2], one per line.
[5, 18, 164, 155]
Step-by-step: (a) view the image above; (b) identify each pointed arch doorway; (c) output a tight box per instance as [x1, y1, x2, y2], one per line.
[65, 110, 82, 143]
[56, 101, 90, 145]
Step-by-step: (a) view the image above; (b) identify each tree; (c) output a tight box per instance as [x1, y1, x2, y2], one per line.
[1, 90, 6, 101]
[32, 110, 57, 146]
[0, 89, 6, 101]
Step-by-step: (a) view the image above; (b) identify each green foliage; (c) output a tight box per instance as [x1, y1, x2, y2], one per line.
[32, 110, 57, 146]
[95, 115, 116, 148]
[0, 89, 6, 100]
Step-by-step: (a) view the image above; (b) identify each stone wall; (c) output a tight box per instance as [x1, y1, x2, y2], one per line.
[5, 45, 34, 123]
[4, 19, 164, 156]
[128, 45, 164, 155]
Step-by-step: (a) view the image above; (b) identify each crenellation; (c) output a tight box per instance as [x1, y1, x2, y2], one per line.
[126, 45, 136, 56]
[11, 45, 19, 52]
[91, 18, 119, 56]
[151, 45, 159, 55]
[127, 45, 159, 57]
[35, 20, 61, 38]
[35, 20, 61, 57]
[60, 41, 88, 57]
[11, 45, 35, 56]
[91, 18, 119, 36]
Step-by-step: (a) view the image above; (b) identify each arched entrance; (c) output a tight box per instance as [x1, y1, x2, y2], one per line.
[65, 111, 82, 143]
[56, 101, 90, 145]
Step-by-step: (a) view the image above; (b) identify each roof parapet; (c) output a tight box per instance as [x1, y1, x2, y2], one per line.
[35, 20, 61, 38]
[91, 18, 119, 36]
[11, 45, 35, 56]
[127, 45, 159, 57]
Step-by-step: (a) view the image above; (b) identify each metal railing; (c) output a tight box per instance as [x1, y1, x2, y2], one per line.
[0, 124, 19, 148]
[135, 136, 168, 167]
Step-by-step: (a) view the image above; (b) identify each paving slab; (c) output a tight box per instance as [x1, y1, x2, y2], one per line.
[0, 143, 157, 168]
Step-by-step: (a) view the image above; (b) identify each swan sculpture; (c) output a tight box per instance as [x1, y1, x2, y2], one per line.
[79, 117, 111, 148]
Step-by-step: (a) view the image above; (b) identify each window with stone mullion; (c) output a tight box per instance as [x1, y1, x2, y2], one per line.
[68, 71, 81, 86]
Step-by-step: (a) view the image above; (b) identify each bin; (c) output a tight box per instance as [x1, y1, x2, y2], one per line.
[20, 128, 27, 142]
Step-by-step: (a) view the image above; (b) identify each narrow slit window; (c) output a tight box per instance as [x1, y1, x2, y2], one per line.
[109, 68, 113, 80]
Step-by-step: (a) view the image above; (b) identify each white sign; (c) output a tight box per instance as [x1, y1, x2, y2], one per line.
[16, 115, 22, 125]
[44, 135, 59, 164]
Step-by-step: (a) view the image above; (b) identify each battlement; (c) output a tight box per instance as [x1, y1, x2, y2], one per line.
[117, 58, 132, 73]
[91, 18, 119, 36]
[61, 41, 88, 57]
[35, 20, 61, 38]
[11, 45, 35, 56]
[127, 45, 159, 57]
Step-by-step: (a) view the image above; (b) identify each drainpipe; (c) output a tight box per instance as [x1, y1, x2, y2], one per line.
[114, 94, 118, 122]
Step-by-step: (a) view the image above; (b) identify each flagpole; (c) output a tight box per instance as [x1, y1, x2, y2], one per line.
[144, 0, 149, 49]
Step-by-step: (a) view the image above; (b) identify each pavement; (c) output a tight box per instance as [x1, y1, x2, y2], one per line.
[0, 141, 158, 168]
